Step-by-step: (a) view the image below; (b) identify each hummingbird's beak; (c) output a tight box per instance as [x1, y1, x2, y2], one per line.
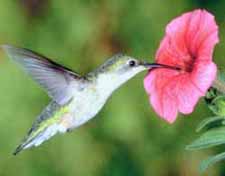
[141, 62, 180, 71]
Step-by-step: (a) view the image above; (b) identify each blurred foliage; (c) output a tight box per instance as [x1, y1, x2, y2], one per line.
[0, 0, 224, 176]
[187, 73, 225, 173]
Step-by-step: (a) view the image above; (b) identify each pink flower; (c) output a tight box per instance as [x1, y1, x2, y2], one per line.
[144, 9, 219, 123]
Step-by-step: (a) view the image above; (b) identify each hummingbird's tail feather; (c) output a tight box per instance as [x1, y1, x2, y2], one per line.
[13, 101, 72, 155]
[13, 124, 64, 155]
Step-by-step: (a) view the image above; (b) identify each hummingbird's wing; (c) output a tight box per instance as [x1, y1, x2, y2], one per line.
[2, 45, 84, 105]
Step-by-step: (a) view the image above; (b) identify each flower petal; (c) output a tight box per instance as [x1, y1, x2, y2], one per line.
[172, 74, 203, 114]
[191, 60, 217, 93]
[165, 12, 190, 60]
[157, 9, 219, 67]
[186, 10, 219, 59]
[144, 69, 180, 123]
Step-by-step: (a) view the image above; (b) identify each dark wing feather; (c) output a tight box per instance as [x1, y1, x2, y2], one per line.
[2, 45, 82, 105]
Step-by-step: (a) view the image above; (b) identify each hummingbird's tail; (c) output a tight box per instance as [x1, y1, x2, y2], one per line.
[14, 124, 60, 155]
[13, 101, 72, 155]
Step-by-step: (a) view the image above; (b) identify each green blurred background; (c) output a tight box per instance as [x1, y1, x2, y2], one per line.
[0, 0, 224, 175]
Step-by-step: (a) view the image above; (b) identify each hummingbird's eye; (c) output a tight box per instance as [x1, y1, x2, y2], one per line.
[128, 60, 136, 67]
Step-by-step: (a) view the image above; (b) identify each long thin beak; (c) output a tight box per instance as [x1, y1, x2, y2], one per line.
[142, 62, 180, 71]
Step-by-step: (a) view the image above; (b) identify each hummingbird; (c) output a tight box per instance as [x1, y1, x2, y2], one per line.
[2, 45, 177, 155]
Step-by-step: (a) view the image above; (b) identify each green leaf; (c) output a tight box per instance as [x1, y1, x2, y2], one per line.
[186, 127, 225, 150]
[209, 96, 225, 116]
[200, 151, 225, 173]
[204, 87, 225, 116]
[196, 116, 225, 132]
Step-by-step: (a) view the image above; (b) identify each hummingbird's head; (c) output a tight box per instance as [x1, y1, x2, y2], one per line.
[96, 53, 177, 77]
[92, 54, 178, 92]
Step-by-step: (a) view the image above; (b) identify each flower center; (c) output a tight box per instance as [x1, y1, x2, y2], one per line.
[179, 55, 195, 73]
